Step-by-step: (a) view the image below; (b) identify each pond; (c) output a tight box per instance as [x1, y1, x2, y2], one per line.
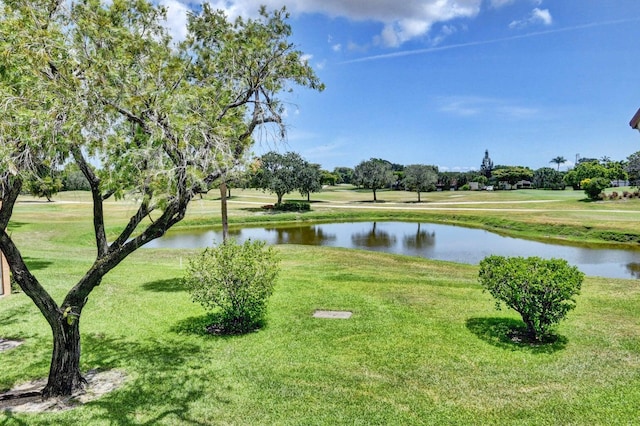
[145, 222, 640, 280]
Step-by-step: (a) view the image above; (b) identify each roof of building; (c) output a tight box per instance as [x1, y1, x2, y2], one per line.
[630, 108, 640, 129]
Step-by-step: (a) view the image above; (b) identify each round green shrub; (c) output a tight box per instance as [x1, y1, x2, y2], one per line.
[581, 177, 610, 200]
[478, 255, 584, 341]
[183, 239, 280, 334]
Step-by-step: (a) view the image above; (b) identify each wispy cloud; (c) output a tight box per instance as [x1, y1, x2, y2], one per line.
[509, 7, 552, 29]
[343, 18, 640, 63]
[489, 0, 515, 8]
[437, 96, 539, 119]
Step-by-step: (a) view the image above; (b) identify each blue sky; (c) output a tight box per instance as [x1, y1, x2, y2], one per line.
[162, 0, 640, 172]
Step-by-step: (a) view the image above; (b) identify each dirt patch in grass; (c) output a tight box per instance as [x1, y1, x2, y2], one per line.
[0, 369, 127, 413]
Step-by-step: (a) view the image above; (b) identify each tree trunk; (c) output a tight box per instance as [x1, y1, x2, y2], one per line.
[417, 191, 421, 202]
[220, 182, 228, 243]
[373, 189, 377, 202]
[42, 313, 86, 398]
[277, 193, 283, 204]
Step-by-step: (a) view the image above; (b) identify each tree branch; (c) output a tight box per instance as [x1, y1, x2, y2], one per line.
[108, 187, 156, 250]
[0, 175, 22, 229]
[71, 144, 109, 257]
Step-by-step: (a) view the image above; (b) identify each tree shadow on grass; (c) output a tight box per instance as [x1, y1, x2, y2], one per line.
[466, 317, 567, 354]
[75, 333, 232, 425]
[171, 313, 262, 338]
[141, 278, 185, 293]
[23, 257, 54, 271]
[0, 304, 39, 328]
[171, 313, 222, 337]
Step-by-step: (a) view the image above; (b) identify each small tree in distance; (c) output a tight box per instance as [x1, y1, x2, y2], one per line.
[480, 149, 494, 178]
[550, 156, 567, 171]
[478, 255, 584, 341]
[403, 164, 438, 202]
[626, 151, 640, 187]
[26, 175, 63, 202]
[251, 151, 306, 204]
[298, 162, 323, 201]
[353, 158, 394, 202]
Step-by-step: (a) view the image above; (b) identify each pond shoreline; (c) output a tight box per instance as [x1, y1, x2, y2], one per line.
[148, 221, 640, 280]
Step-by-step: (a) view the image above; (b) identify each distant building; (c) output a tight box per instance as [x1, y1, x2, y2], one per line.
[630, 108, 640, 130]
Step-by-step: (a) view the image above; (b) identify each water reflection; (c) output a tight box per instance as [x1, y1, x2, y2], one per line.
[403, 223, 436, 251]
[351, 222, 396, 249]
[626, 263, 640, 279]
[264, 226, 336, 245]
[144, 222, 640, 280]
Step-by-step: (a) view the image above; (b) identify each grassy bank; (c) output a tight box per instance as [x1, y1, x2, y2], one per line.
[0, 192, 639, 424]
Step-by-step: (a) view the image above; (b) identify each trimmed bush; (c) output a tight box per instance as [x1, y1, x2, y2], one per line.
[274, 201, 310, 211]
[183, 239, 280, 334]
[581, 177, 609, 200]
[478, 255, 584, 341]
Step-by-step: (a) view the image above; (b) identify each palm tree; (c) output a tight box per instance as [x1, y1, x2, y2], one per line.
[550, 156, 567, 171]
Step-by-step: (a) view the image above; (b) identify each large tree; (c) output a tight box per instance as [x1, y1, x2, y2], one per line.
[353, 159, 394, 202]
[403, 164, 438, 202]
[0, 0, 322, 398]
[251, 151, 306, 204]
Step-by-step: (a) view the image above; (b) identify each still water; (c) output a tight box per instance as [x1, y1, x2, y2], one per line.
[145, 222, 640, 280]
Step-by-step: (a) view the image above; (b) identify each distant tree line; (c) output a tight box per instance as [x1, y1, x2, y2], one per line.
[33, 148, 640, 204]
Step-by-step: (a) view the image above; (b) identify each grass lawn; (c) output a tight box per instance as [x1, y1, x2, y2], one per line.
[0, 190, 639, 424]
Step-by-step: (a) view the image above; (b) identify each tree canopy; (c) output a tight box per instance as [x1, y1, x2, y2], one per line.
[353, 159, 394, 201]
[251, 151, 307, 204]
[0, 0, 322, 398]
[492, 166, 533, 187]
[532, 167, 565, 190]
[403, 164, 438, 202]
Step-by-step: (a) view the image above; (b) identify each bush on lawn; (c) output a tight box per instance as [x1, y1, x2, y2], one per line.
[478, 255, 584, 341]
[183, 239, 280, 334]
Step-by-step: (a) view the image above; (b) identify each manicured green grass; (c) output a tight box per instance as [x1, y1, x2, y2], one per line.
[0, 191, 639, 424]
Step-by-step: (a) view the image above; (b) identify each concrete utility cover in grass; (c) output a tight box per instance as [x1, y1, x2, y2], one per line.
[313, 310, 352, 319]
[0, 339, 23, 352]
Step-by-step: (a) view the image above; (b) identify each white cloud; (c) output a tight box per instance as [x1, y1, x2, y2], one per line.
[491, 0, 543, 8]
[171, 0, 482, 47]
[531, 8, 552, 25]
[158, 0, 190, 41]
[509, 7, 553, 29]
